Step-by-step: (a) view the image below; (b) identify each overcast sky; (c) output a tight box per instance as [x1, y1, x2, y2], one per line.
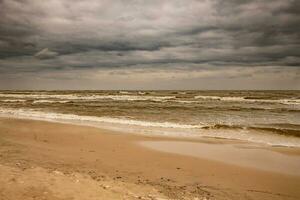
[0, 0, 299, 90]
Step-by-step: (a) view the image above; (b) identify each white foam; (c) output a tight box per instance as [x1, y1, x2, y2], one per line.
[194, 95, 224, 100]
[0, 108, 202, 129]
[194, 95, 300, 105]
[0, 107, 300, 147]
[0, 94, 175, 102]
[175, 100, 199, 104]
[0, 99, 26, 102]
[94, 95, 176, 102]
[0, 94, 77, 99]
[119, 91, 129, 94]
[32, 100, 70, 104]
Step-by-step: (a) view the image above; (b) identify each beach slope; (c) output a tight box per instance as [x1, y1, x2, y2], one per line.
[0, 117, 300, 200]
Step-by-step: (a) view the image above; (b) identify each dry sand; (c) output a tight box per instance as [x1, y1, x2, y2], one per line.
[0, 117, 300, 200]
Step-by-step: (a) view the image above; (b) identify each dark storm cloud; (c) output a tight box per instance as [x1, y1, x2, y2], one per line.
[0, 0, 299, 89]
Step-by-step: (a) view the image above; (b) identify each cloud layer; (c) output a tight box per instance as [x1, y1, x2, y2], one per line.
[0, 0, 299, 89]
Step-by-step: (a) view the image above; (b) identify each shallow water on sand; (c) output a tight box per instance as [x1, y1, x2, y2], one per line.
[140, 140, 300, 176]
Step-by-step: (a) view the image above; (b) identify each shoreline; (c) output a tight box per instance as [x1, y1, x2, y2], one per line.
[1, 117, 300, 199]
[1, 109, 300, 148]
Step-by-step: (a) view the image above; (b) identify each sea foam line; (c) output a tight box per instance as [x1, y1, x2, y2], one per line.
[0, 108, 203, 129]
[1, 108, 300, 147]
[32, 100, 70, 104]
[0, 94, 176, 102]
[0, 99, 27, 102]
[194, 95, 300, 105]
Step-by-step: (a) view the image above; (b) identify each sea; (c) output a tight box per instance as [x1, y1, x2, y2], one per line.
[0, 90, 299, 147]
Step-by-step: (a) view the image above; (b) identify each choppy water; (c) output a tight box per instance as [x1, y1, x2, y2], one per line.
[0, 90, 300, 147]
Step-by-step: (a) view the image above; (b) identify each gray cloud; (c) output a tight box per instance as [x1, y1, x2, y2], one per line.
[0, 0, 299, 89]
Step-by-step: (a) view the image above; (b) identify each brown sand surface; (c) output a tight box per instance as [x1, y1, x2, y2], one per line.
[139, 141, 300, 176]
[0, 117, 300, 200]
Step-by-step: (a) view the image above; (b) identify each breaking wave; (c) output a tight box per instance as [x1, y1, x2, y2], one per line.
[0, 93, 176, 102]
[0, 108, 203, 129]
[1, 108, 300, 147]
[194, 95, 300, 105]
[32, 100, 70, 104]
[0, 99, 27, 103]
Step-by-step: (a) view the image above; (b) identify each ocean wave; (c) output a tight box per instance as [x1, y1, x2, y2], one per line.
[98, 95, 176, 102]
[203, 124, 300, 137]
[0, 108, 203, 129]
[249, 127, 300, 137]
[174, 100, 199, 104]
[32, 100, 70, 104]
[119, 91, 130, 94]
[0, 93, 78, 99]
[0, 93, 176, 102]
[202, 124, 245, 130]
[194, 95, 300, 105]
[0, 99, 27, 102]
[1, 108, 300, 147]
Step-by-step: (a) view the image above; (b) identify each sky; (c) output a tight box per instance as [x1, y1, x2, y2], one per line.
[0, 0, 299, 90]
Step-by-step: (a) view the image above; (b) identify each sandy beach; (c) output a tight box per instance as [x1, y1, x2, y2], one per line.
[0, 117, 300, 200]
[1, 0, 300, 198]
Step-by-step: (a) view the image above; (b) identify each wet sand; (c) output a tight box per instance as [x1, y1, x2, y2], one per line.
[139, 141, 300, 176]
[0, 117, 300, 200]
